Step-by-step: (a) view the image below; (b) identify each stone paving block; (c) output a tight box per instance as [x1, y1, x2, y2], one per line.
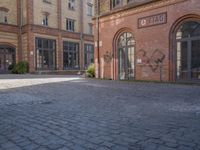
[0, 76, 200, 149]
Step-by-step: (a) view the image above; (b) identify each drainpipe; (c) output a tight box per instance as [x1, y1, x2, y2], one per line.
[19, 0, 23, 61]
[96, 0, 100, 78]
[80, 0, 84, 73]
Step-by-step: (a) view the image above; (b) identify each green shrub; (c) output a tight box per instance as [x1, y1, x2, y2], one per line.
[86, 63, 95, 78]
[12, 61, 29, 74]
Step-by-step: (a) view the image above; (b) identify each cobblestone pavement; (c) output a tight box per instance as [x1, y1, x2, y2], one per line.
[0, 75, 200, 150]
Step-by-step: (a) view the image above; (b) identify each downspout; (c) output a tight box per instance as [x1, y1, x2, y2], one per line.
[80, 0, 84, 73]
[19, 0, 23, 61]
[96, 0, 100, 78]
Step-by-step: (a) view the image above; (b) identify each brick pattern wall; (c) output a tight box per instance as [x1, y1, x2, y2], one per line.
[94, 0, 200, 81]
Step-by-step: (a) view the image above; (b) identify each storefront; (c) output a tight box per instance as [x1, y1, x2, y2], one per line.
[94, 0, 200, 82]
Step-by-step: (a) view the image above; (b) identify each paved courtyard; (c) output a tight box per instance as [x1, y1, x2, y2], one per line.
[0, 75, 200, 150]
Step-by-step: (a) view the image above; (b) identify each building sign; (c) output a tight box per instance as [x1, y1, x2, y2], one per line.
[138, 12, 167, 28]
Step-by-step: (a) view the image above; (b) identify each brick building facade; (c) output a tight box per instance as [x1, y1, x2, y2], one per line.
[0, 0, 94, 73]
[94, 0, 200, 82]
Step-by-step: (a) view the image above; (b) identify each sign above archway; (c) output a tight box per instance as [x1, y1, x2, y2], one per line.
[138, 12, 167, 28]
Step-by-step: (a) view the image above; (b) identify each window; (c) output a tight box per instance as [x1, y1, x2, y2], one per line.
[176, 21, 200, 80]
[66, 18, 75, 32]
[118, 32, 135, 80]
[88, 23, 93, 35]
[0, 7, 9, 24]
[35, 38, 56, 70]
[42, 13, 49, 26]
[43, 0, 52, 4]
[63, 41, 79, 70]
[111, 0, 121, 8]
[68, 0, 75, 10]
[84, 44, 94, 69]
[87, 3, 93, 16]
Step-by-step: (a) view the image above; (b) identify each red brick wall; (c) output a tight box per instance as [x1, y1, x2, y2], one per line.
[94, 0, 200, 81]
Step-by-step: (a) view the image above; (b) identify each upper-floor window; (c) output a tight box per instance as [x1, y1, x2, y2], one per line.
[68, 0, 75, 10]
[42, 13, 49, 26]
[43, 0, 52, 4]
[111, 0, 121, 8]
[88, 23, 93, 35]
[87, 2, 93, 16]
[127, 0, 134, 2]
[0, 7, 9, 24]
[66, 18, 75, 32]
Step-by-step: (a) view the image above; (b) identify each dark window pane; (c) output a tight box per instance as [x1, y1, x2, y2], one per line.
[63, 41, 79, 70]
[176, 42, 188, 80]
[36, 38, 56, 70]
[84, 44, 94, 68]
[191, 40, 200, 79]
[176, 21, 200, 39]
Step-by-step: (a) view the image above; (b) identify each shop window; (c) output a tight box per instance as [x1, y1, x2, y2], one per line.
[176, 21, 200, 80]
[66, 18, 75, 32]
[63, 41, 79, 70]
[84, 44, 94, 69]
[35, 38, 56, 70]
[68, 0, 75, 10]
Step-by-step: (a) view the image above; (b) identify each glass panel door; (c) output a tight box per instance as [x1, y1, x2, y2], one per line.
[191, 40, 200, 80]
[5, 54, 13, 72]
[119, 48, 126, 80]
[177, 41, 188, 80]
[127, 47, 135, 79]
[0, 53, 5, 73]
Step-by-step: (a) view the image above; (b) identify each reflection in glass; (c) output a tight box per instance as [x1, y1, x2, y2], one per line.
[176, 21, 200, 80]
[118, 32, 135, 80]
[35, 38, 56, 70]
[63, 41, 79, 70]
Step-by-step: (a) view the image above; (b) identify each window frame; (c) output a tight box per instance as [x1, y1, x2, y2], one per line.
[66, 18, 75, 32]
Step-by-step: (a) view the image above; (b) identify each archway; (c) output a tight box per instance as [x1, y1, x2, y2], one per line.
[116, 32, 135, 80]
[174, 20, 200, 81]
[0, 45, 15, 73]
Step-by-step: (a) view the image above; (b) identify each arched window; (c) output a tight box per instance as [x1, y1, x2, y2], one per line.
[176, 21, 200, 39]
[118, 32, 135, 48]
[176, 21, 200, 80]
[117, 32, 135, 80]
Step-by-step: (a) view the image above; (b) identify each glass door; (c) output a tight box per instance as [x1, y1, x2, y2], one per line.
[118, 47, 135, 80]
[0, 53, 5, 73]
[119, 48, 126, 80]
[176, 41, 188, 80]
[191, 40, 200, 80]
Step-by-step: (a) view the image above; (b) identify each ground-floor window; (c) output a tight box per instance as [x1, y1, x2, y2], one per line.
[0, 46, 15, 73]
[63, 41, 79, 70]
[84, 44, 94, 69]
[176, 21, 200, 80]
[35, 38, 56, 70]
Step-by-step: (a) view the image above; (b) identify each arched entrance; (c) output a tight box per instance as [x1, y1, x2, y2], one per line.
[0, 45, 15, 73]
[117, 32, 135, 80]
[175, 21, 200, 81]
